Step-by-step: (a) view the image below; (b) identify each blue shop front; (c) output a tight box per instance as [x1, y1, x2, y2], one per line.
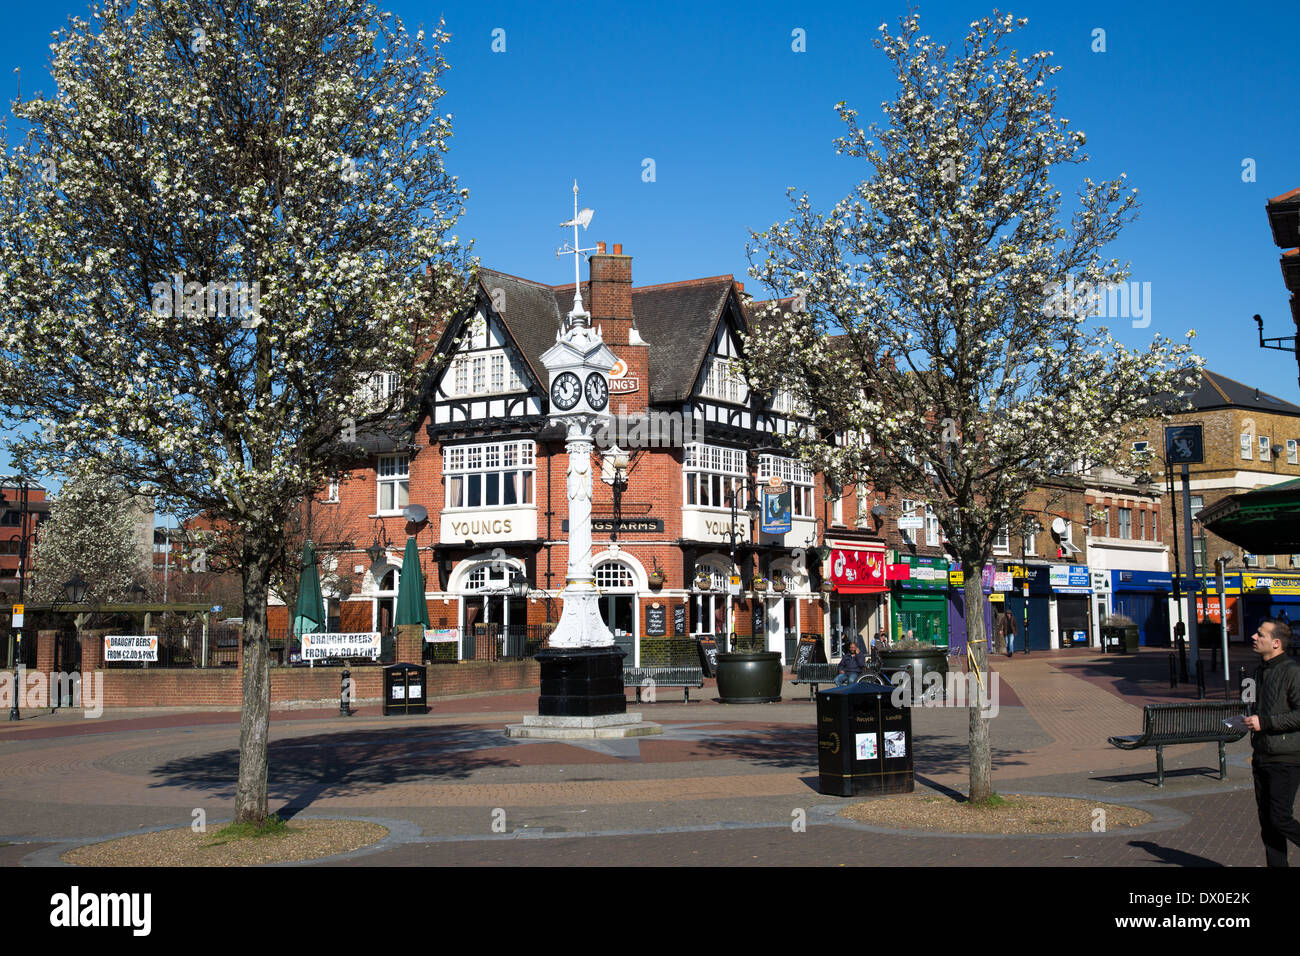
[1111, 570, 1172, 647]
[1050, 564, 1093, 647]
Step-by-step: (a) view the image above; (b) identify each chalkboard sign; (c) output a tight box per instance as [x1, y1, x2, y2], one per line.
[646, 603, 667, 637]
[697, 637, 719, 677]
[796, 635, 824, 670]
[673, 604, 687, 637]
[753, 606, 765, 635]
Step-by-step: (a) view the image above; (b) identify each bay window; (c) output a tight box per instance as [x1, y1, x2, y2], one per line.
[757, 454, 813, 517]
[444, 440, 536, 509]
[684, 444, 747, 508]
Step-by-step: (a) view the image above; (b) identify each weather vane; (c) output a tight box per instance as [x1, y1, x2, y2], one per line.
[557, 180, 596, 325]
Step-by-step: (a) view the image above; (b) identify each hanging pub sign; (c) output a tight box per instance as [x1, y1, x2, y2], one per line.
[646, 603, 667, 636]
[760, 477, 792, 535]
[1165, 424, 1204, 465]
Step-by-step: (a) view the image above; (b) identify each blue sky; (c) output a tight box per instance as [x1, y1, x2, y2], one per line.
[3, 0, 1299, 486]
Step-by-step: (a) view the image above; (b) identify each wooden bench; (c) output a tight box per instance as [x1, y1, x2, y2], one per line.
[623, 666, 704, 703]
[1108, 701, 1249, 786]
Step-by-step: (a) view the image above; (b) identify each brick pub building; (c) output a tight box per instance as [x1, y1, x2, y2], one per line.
[313, 242, 893, 666]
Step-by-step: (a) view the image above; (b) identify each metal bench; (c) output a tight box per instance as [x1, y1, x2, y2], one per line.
[623, 666, 704, 703]
[1108, 701, 1249, 786]
[791, 663, 893, 700]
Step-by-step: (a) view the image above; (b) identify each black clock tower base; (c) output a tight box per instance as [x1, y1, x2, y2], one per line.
[535, 646, 627, 717]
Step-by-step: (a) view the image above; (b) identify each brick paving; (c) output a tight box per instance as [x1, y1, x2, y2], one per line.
[0, 653, 1279, 867]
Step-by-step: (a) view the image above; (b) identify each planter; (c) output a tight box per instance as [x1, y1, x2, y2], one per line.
[715, 652, 782, 703]
[1101, 625, 1140, 654]
[879, 647, 949, 703]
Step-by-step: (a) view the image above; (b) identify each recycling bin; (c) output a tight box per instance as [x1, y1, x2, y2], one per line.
[383, 662, 428, 715]
[816, 682, 913, 797]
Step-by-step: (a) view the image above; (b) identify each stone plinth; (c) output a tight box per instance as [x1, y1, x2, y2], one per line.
[535, 646, 627, 717]
[505, 712, 663, 739]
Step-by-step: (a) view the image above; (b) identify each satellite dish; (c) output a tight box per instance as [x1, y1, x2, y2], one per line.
[1050, 517, 1066, 535]
[403, 504, 428, 523]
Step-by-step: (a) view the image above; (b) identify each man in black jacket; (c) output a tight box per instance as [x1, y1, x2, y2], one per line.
[1246, 618, 1300, 866]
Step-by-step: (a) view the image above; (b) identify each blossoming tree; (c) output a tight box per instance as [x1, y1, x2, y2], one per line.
[0, 0, 472, 822]
[744, 13, 1199, 802]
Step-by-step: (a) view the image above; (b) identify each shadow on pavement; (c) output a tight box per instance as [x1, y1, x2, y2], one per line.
[148, 724, 518, 812]
[1127, 839, 1225, 867]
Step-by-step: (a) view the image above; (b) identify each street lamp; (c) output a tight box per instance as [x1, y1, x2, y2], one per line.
[63, 573, 89, 605]
[725, 477, 762, 645]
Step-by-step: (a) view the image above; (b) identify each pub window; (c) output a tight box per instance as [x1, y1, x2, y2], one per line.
[1289, 439, 1298, 465]
[444, 440, 536, 509]
[377, 455, 409, 514]
[683, 443, 747, 509]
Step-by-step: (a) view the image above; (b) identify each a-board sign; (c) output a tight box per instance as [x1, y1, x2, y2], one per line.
[673, 604, 687, 636]
[697, 637, 719, 677]
[795, 635, 825, 669]
[646, 603, 667, 636]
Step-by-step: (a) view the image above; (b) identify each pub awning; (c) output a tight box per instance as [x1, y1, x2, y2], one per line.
[1199, 477, 1300, 554]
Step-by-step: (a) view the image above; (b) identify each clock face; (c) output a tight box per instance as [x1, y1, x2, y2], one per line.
[584, 372, 609, 411]
[550, 371, 581, 411]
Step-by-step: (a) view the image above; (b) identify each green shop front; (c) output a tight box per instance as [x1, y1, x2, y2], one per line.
[887, 553, 950, 647]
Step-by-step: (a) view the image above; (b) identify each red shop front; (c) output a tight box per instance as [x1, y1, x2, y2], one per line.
[827, 542, 889, 657]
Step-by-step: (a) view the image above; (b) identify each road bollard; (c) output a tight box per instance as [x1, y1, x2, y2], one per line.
[340, 668, 352, 717]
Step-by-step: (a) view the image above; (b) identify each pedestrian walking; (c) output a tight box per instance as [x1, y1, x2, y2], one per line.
[999, 609, 1017, 657]
[1245, 618, 1300, 866]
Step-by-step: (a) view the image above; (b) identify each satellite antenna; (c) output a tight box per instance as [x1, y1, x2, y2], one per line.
[1050, 517, 1066, 535]
[556, 180, 597, 326]
[403, 504, 428, 524]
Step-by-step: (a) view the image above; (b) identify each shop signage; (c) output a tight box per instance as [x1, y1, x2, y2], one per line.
[894, 554, 949, 590]
[993, 572, 1013, 592]
[1243, 573, 1300, 595]
[563, 518, 664, 533]
[608, 357, 640, 394]
[898, 515, 924, 530]
[301, 632, 381, 661]
[424, 628, 459, 643]
[760, 482, 792, 535]
[104, 634, 158, 662]
[646, 603, 667, 636]
[831, 548, 887, 591]
[1049, 565, 1091, 593]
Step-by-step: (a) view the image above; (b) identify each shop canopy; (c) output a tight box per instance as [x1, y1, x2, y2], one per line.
[1199, 477, 1300, 554]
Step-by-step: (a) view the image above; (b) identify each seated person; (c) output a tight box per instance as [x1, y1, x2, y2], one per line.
[835, 641, 866, 686]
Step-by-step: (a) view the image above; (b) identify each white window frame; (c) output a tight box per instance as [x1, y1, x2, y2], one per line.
[926, 504, 940, 547]
[683, 444, 748, 510]
[1260, 436, 1272, 462]
[1117, 506, 1132, 539]
[376, 454, 409, 514]
[1242, 431, 1253, 460]
[443, 440, 536, 510]
[701, 356, 749, 405]
[326, 479, 340, 503]
[993, 524, 1010, 554]
[1289, 440, 1298, 465]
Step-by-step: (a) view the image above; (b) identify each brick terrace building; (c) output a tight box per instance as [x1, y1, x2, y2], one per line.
[315, 243, 892, 665]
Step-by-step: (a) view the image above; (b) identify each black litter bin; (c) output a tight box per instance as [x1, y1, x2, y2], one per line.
[383, 663, 428, 715]
[816, 682, 913, 797]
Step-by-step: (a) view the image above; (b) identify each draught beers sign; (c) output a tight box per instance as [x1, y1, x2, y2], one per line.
[301, 632, 381, 661]
[104, 635, 158, 662]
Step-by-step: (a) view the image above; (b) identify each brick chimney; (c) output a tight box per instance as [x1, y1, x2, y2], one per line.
[589, 241, 633, 341]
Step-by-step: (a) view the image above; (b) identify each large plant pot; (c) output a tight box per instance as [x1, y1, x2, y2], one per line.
[716, 652, 782, 703]
[879, 647, 949, 703]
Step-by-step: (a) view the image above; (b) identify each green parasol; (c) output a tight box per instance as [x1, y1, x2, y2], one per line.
[293, 540, 326, 638]
[393, 536, 430, 628]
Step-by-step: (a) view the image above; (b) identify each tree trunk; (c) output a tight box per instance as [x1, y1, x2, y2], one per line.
[964, 560, 993, 802]
[236, 538, 273, 824]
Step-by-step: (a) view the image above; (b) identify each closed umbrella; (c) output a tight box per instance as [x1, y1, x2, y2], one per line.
[394, 536, 430, 629]
[293, 540, 326, 644]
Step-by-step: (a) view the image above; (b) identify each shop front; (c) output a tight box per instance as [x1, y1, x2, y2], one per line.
[1110, 570, 1172, 647]
[946, 565, 994, 658]
[888, 553, 950, 647]
[1177, 572, 1245, 645]
[1050, 564, 1092, 647]
[828, 542, 889, 657]
[1240, 571, 1300, 640]
[1003, 563, 1051, 651]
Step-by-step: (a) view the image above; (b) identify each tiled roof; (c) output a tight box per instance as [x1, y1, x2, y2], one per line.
[632, 277, 734, 403]
[1184, 368, 1300, 415]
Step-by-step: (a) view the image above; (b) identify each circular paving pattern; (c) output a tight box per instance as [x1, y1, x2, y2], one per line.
[840, 793, 1152, 834]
